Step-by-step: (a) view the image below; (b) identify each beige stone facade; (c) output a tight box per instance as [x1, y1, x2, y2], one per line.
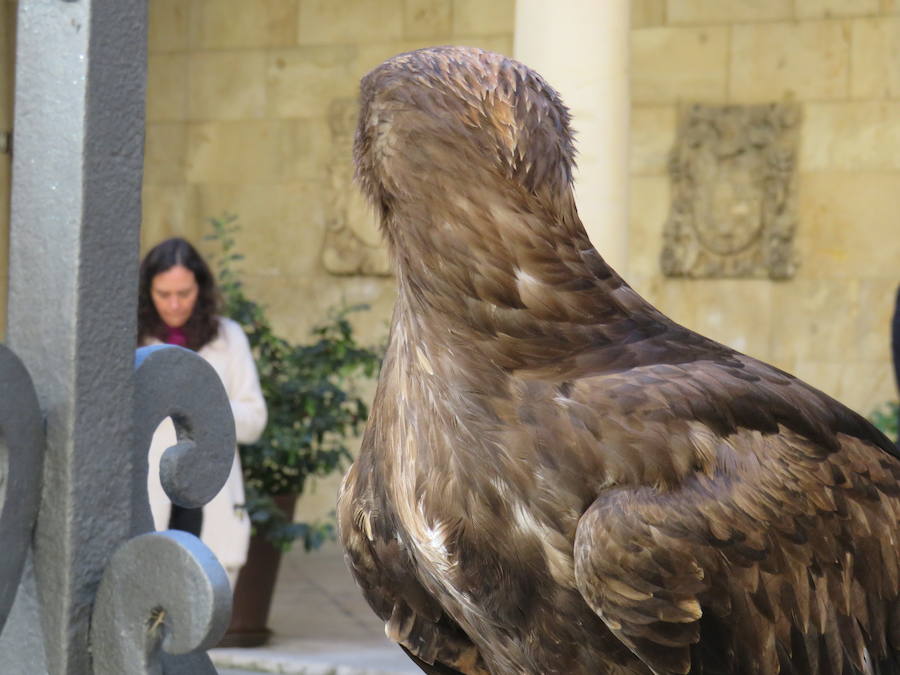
[141, 0, 515, 353]
[629, 1, 900, 426]
[0, 2, 898, 519]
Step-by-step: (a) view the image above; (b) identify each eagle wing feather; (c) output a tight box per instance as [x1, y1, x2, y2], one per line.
[570, 356, 900, 675]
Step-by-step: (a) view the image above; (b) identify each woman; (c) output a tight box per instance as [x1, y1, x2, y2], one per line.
[138, 237, 267, 585]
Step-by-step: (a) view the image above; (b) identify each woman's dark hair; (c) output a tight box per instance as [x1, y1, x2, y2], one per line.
[137, 238, 221, 351]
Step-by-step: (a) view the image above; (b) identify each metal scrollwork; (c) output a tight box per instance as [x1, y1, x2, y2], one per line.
[131, 344, 236, 532]
[90, 345, 237, 673]
[0, 345, 45, 636]
[91, 530, 232, 675]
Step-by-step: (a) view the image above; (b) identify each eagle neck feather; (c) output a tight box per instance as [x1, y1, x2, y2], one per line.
[385, 182, 673, 378]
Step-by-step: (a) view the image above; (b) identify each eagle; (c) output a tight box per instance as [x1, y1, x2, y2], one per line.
[337, 46, 900, 675]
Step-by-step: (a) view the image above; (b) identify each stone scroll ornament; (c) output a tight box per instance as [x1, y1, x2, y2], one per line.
[91, 345, 236, 675]
[0, 345, 45, 637]
[660, 103, 800, 279]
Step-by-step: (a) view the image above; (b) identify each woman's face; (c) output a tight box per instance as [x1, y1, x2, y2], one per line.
[151, 264, 199, 328]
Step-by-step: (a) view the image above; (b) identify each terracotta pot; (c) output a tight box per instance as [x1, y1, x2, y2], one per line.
[218, 493, 298, 648]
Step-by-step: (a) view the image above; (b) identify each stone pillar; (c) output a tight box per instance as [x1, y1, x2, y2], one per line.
[2, 1, 146, 672]
[0, 3, 233, 673]
[514, 0, 630, 273]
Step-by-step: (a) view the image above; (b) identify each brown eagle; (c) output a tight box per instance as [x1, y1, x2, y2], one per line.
[337, 46, 900, 675]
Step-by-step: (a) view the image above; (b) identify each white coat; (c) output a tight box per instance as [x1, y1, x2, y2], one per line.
[146, 317, 267, 577]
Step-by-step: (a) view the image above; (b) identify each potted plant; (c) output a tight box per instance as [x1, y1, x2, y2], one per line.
[207, 215, 381, 647]
[870, 401, 899, 446]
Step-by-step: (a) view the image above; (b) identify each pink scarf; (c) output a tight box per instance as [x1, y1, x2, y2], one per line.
[163, 326, 188, 348]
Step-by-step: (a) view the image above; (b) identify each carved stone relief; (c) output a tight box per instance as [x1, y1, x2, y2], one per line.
[321, 98, 391, 277]
[661, 103, 800, 279]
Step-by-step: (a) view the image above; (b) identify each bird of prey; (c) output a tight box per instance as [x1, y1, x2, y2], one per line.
[338, 46, 900, 675]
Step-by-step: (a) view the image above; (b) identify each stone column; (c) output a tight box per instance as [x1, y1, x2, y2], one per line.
[0, 4, 233, 673]
[2, 1, 145, 672]
[514, 0, 630, 274]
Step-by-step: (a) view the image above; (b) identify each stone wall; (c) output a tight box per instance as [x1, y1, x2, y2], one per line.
[143, 0, 514, 351]
[629, 0, 900, 423]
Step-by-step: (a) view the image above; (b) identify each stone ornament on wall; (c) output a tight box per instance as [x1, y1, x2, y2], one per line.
[322, 98, 391, 277]
[661, 103, 800, 279]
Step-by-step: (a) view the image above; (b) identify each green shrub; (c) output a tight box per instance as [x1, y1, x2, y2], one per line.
[870, 401, 899, 445]
[208, 215, 381, 550]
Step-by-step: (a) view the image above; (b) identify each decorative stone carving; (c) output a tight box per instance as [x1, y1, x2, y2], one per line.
[660, 103, 800, 279]
[322, 98, 391, 278]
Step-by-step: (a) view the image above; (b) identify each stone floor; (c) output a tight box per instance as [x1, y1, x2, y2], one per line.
[210, 542, 419, 674]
